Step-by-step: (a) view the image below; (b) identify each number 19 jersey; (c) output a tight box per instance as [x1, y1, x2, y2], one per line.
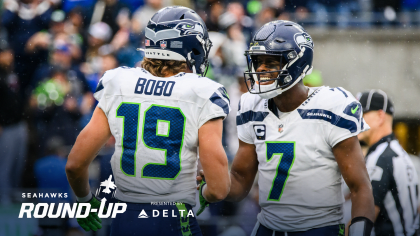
[237, 86, 369, 232]
[93, 67, 230, 206]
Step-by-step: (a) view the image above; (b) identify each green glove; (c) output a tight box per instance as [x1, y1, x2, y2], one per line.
[76, 195, 106, 231]
[196, 180, 210, 216]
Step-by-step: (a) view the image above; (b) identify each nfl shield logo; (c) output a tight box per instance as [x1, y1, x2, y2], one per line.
[160, 41, 167, 49]
[278, 124, 284, 133]
[145, 39, 150, 46]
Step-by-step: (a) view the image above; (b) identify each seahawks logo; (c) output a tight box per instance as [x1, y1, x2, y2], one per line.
[294, 33, 313, 49]
[177, 22, 204, 36]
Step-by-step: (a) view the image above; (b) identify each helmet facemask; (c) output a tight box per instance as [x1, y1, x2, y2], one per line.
[244, 46, 312, 99]
[244, 50, 293, 97]
[186, 35, 212, 76]
[243, 21, 314, 99]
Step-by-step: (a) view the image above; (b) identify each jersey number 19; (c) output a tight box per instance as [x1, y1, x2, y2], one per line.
[116, 102, 186, 180]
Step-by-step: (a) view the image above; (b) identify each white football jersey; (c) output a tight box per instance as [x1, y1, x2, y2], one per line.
[237, 86, 369, 232]
[94, 67, 230, 206]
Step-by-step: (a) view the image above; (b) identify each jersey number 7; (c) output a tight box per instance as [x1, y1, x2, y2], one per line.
[266, 142, 296, 201]
[116, 102, 186, 179]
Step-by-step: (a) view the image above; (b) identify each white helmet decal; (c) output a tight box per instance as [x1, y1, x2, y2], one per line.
[294, 33, 314, 50]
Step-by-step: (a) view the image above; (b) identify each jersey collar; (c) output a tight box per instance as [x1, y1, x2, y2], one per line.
[366, 133, 396, 156]
[267, 86, 323, 118]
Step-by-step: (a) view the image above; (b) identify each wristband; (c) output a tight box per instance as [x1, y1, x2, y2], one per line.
[200, 182, 210, 202]
[76, 192, 93, 203]
[197, 180, 210, 216]
[349, 216, 374, 236]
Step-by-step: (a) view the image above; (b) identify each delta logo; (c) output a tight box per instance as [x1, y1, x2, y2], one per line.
[137, 209, 195, 219]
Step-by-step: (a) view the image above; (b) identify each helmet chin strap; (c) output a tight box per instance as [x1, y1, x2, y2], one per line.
[187, 52, 197, 74]
[255, 76, 302, 99]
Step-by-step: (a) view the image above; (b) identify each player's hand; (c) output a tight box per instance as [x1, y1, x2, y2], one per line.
[196, 170, 205, 190]
[196, 170, 209, 216]
[196, 178, 209, 216]
[76, 195, 106, 231]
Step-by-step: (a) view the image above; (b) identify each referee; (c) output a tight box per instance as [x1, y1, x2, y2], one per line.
[357, 90, 419, 236]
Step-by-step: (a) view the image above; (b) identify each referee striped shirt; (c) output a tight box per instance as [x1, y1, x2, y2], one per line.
[366, 134, 419, 236]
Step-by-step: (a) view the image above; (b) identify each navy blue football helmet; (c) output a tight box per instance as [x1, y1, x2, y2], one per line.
[244, 20, 314, 95]
[143, 6, 212, 75]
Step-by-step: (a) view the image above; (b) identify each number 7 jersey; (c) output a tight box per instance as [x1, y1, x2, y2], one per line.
[237, 86, 369, 232]
[94, 67, 230, 205]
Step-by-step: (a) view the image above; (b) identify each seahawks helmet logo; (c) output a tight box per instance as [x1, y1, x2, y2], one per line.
[177, 22, 204, 36]
[294, 33, 313, 49]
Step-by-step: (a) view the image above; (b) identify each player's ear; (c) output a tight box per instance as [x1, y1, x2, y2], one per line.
[378, 110, 387, 125]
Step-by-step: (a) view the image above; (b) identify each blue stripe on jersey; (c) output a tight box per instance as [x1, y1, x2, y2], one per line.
[95, 80, 104, 93]
[218, 87, 230, 103]
[236, 111, 269, 126]
[336, 87, 348, 97]
[343, 101, 362, 121]
[330, 87, 348, 98]
[210, 92, 230, 115]
[297, 109, 357, 133]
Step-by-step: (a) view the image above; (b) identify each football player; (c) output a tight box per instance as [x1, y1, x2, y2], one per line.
[65, 6, 230, 236]
[197, 20, 375, 235]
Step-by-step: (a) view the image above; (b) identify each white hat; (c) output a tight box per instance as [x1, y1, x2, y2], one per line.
[89, 22, 112, 42]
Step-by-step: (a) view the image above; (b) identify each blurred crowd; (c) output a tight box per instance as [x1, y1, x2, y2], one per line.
[0, 0, 420, 235]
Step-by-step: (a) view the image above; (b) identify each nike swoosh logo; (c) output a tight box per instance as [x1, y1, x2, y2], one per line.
[351, 106, 359, 114]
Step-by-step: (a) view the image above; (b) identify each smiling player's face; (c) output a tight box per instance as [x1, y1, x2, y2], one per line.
[255, 55, 283, 85]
